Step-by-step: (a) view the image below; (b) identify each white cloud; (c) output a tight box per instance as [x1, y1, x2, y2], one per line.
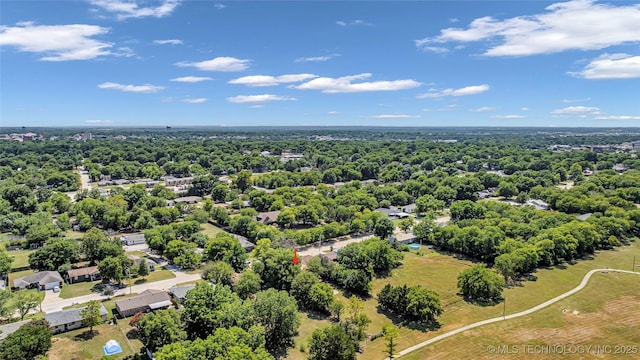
[90, 0, 181, 20]
[170, 76, 213, 83]
[417, 84, 489, 98]
[569, 53, 640, 79]
[153, 39, 182, 45]
[551, 106, 601, 115]
[491, 115, 526, 119]
[98, 82, 164, 93]
[294, 73, 420, 93]
[469, 106, 496, 112]
[214, 3, 226, 10]
[249, 105, 264, 109]
[84, 119, 113, 123]
[295, 54, 340, 62]
[594, 115, 640, 120]
[337, 19, 372, 27]
[176, 56, 250, 71]
[0, 22, 122, 61]
[229, 74, 318, 87]
[328, 111, 340, 115]
[182, 98, 207, 103]
[226, 94, 297, 103]
[416, 0, 640, 56]
[368, 114, 421, 119]
[521, 107, 530, 111]
[422, 46, 449, 54]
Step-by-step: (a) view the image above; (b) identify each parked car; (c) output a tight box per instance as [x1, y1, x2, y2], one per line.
[53, 286, 60, 293]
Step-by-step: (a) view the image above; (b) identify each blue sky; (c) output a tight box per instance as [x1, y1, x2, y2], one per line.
[1, 0, 639, 127]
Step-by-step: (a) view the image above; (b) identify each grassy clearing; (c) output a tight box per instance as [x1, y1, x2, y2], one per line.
[353, 241, 640, 360]
[200, 222, 225, 237]
[130, 268, 176, 285]
[66, 230, 86, 239]
[287, 311, 333, 360]
[400, 271, 640, 360]
[48, 318, 142, 360]
[7, 249, 33, 269]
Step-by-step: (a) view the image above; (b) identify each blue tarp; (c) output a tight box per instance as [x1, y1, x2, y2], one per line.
[103, 339, 123, 356]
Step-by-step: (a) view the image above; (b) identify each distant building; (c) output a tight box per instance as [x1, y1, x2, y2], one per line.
[526, 199, 549, 210]
[173, 196, 202, 204]
[255, 210, 281, 225]
[45, 304, 108, 334]
[120, 234, 146, 246]
[231, 234, 255, 252]
[126, 255, 156, 272]
[164, 176, 194, 187]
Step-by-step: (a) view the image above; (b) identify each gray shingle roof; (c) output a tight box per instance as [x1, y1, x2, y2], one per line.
[115, 289, 171, 313]
[44, 304, 108, 327]
[13, 271, 63, 288]
[169, 284, 196, 300]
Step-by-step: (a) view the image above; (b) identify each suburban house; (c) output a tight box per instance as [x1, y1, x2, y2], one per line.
[527, 199, 550, 210]
[126, 255, 156, 272]
[45, 304, 108, 334]
[232, 234, 255, 252]
[13, 271, 63, 291]
[169, 283, 196, 304]
[115, 289, 172, 317]
[66, 266, 101, 284]
[254, 210, 281, 225]
[120, 234, 146, 246]
[374, 207, 410, 219]
[164, 176, 194, 187]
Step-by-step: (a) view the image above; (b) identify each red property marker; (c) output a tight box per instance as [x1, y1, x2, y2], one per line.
[293, 248, 299, 265]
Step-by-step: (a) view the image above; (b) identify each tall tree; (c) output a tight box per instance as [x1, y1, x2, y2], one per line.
[80, 300, 103, 333]
[382, 324, 400, 359]
[138, 308, 187, 352]
[13, 290, 43, 320]
[308, 324, 356, 360]
[457, 264, 505, 302]
[0, 319, 52, 360]
[253, 288, 300, 353]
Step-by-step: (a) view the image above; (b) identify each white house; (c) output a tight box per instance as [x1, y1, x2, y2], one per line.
[120, 234, 146, 246]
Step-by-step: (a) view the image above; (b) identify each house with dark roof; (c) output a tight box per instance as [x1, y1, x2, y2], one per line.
[169, 283, 196, 305]
[254, 210, 281, 225]
[115, 289, 172, 317]
[45, 304, 108, 334]
[66, 266, 101, 284]
[173, 196, 202, 204]
[231, 234, 255, 252]
[13, 271, 63, 291]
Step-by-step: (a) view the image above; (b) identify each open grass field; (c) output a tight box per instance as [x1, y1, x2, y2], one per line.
[200, 222, 225, 237]
[59, 270, 175, 299]
[47, 319, 143, 360]
[8, 268, 35, 287]
[400, 271, 640, 360]
[287, 311, 334, 360]
[7, 249, 34, 269]
[354, 241, 640, 360]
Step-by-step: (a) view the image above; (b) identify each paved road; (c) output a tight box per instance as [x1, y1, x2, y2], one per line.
[41, 270, 202, 313]
[391, 269, 640, 359]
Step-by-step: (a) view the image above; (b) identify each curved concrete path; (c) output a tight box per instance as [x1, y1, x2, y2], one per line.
[392, 269, 640, 359]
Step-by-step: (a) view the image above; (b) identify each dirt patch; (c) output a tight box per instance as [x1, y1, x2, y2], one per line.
[602, 295, 640, 327]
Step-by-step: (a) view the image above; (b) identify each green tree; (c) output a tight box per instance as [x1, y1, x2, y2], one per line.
[0, 319, 52, 360]
[374, 216, 395, 239]
[28, 238, 80, 271]
[234, 170, 253, 192]
[202, 261, 234, 286]
[82, 227, 107, 263]
[308, 324, 356, 360]
[137, 258, 150, 278]
[253, 288, 300, 353]
[235, 269, 262, 299]
[0, 290, 14, 318]
[80, 300, 103, 333]
[457, 264, 505, 302]
[382, 324, 400, 359]
[98, 255, 132, 284]
[204, 233, 247, 272]
[13, 290, 43, 320]
[138, 308, 187, 352]
[0, 249, 13, 276]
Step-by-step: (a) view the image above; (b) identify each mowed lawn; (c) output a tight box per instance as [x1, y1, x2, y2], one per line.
[329, 240, 640, 360]
[59, 269, 175, 299]
[200, 222, 225, 237]
[48, 319, 143, 360]
[400, 271, 640, 360]
[7, 249, 34, 269]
